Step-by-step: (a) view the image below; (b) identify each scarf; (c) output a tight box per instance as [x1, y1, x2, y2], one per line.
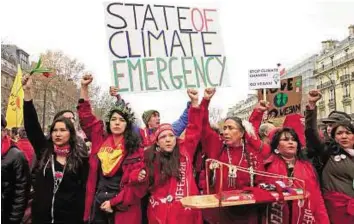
[54, 144, 71, 157]
[97, 135, 125, 177]
[1, 136, 12, 156]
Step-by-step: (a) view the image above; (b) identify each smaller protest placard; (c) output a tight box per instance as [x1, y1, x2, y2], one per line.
[249, 68, 281, 90]
[257, 76, 302, 119]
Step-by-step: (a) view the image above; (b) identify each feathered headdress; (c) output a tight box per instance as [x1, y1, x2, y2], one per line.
[104, 99, 135, 123]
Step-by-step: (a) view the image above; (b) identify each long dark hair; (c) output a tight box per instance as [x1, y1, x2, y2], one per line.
[270, 127, 306, 160]
[105, 110, 140, 155]
[145, 143, 181, 188]
[38, 117, 87, 173]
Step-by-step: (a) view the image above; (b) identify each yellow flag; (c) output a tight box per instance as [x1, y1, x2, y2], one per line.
[6, 64, 24, 128]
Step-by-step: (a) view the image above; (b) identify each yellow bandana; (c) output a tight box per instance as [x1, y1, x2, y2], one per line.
[97, 137, 124, 176]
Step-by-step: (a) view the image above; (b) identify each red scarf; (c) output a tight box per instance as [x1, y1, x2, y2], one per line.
[54, 144, 71, 157]
[1, 136, 12, 156]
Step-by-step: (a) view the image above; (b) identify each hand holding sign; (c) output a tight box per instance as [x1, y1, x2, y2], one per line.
[256, 100, 270, 112]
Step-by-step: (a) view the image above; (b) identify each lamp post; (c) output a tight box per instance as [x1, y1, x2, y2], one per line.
[42, 75, 59, 130]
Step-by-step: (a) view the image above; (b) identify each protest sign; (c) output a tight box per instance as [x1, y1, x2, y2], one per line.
[258, 76, 302, 119]
[104, 2, 228, 93]
[249, 68, 281, 90]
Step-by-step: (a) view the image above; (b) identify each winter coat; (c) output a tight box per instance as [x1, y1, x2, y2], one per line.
[146, 106, 203, 224]
[263, 155, 330, 224]
[78, 99, 147, 224]
[200, 99, 266, 224]
[1, 137, 31, 224]
[24, 100, 88, 224]
[16, 138, 35, 169]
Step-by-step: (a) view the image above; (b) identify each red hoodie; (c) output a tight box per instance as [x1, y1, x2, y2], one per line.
[16, 138, 35, 167]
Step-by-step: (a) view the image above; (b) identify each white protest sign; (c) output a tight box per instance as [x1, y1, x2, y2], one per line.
[248, 68, 281, 90]
[104, 2, 228, 93]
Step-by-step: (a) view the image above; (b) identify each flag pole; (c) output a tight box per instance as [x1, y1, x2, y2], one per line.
[263, 88, 266, 101]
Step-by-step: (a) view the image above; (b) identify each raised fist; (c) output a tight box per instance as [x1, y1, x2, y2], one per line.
[81, 73, 93, 87]
[187, 89, 199, 102]
[308, 89, 322, 104]
[204, 88, 216, 100]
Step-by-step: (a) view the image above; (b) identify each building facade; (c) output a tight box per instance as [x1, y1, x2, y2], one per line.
[227, 94, 258, 120]
[281, 54, 318, 115]
[1, 45, 30, 114]
[313, 25, 354, 121]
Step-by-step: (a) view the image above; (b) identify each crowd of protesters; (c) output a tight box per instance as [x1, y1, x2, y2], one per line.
[1, 74, 353, 224]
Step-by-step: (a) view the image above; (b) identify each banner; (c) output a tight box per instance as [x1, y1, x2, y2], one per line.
[6, 64, 24, 128]
[104, 2, 228, 93]
[258, 76, 302, 119]
[249, 68, 281, 90]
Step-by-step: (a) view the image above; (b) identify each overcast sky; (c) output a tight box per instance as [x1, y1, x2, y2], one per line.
[1, 0, 353, 124]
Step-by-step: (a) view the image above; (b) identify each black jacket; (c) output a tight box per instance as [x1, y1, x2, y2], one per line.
[1, 145, 31, 224]
[24, 100, 89, 224]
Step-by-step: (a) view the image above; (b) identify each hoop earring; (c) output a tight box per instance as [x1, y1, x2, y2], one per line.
[156, 146, 161, 152]
[274, 149, 280, 154]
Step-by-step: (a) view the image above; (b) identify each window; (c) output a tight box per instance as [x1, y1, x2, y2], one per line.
[344, 83, 350, 97]
[329, 89, 334, 100]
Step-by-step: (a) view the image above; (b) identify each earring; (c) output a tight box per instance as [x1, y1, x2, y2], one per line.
[156, 146, 161, 152]
[274, 149, 280, 154]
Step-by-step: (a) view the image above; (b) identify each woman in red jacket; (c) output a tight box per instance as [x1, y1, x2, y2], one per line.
[263, 127, 330, 224]
[78, 74, 147, 224]
[144, 89, 203, 224]
[201, 88, 266, 224]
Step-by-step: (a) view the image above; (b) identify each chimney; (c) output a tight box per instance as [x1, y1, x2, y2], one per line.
[321, 40, 336, 53]
[349, 24, 354, 38]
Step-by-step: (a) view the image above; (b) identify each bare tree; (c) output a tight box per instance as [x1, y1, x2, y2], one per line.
[209, 107, 224, 125]
[40, 50, 85, 81]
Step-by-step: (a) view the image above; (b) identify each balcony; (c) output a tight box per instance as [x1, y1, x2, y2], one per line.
[328, 98, 335, 109]
[314, 52, 354, 75]
[1, 59, 17, 76]
[317, 81, 332, 89]
[340, 74, 350, 82]
[318, 100, 325, 109]
[342, 95, 352, 104]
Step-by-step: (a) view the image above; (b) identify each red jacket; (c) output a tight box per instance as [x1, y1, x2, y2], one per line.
[16, 138, 35, 168]
[263, 155, 330, 224]
[147, 106, 202, 224]
[140, 128, 156, 148]
[323, 191, 354, 224]
[200, 99, 266, 224]
[78, 100, 147, 224]
[249, 109, 272, 158]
